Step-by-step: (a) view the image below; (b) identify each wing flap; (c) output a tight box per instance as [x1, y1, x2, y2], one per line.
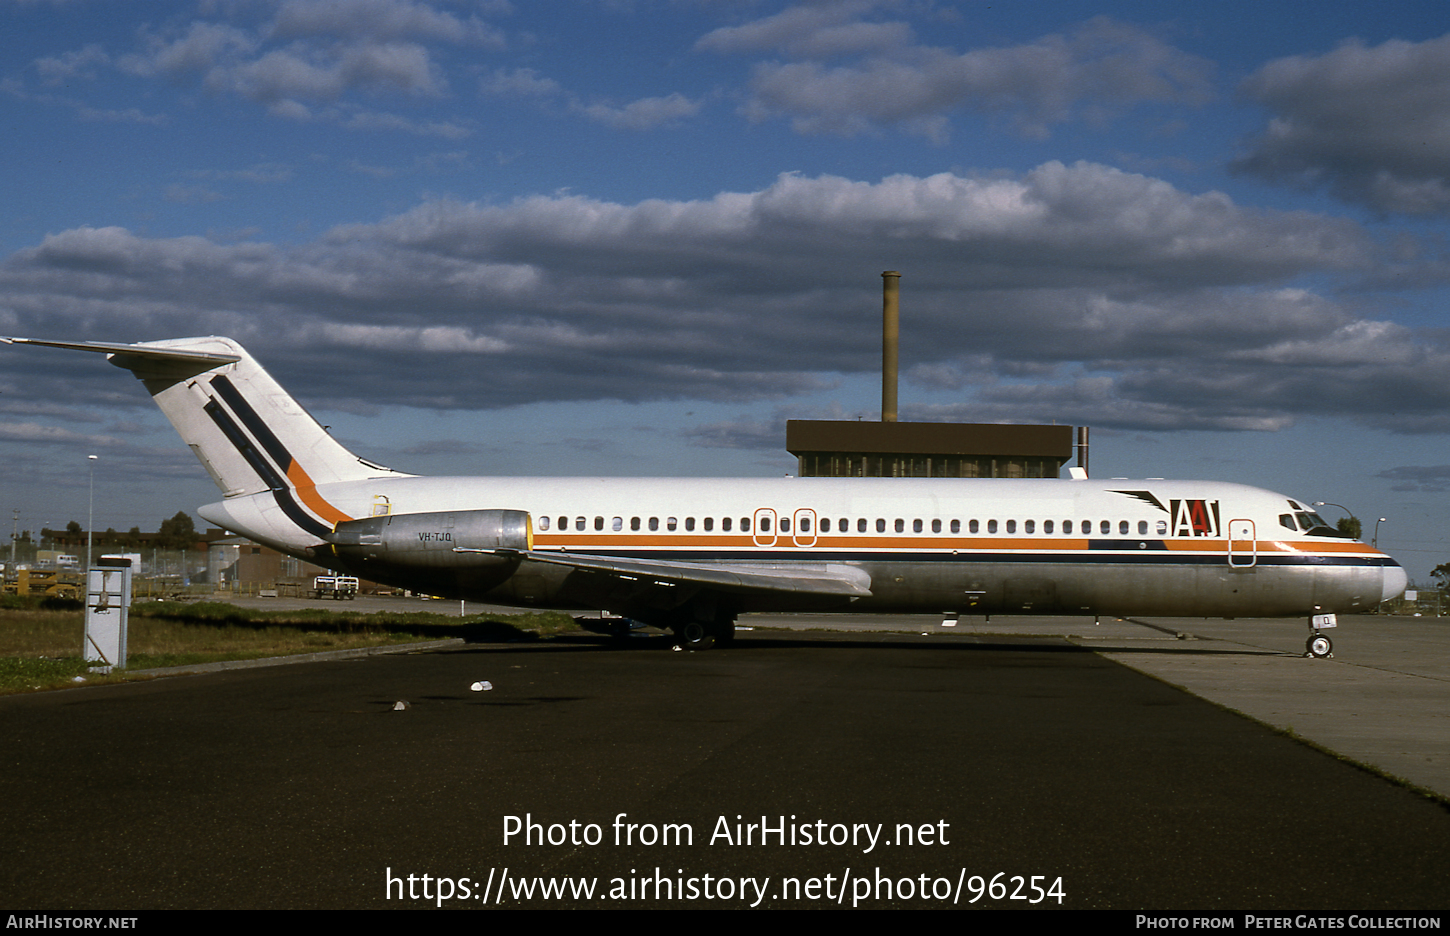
[469, 549, 873, 598]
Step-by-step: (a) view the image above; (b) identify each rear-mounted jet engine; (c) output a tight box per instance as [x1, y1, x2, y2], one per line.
[327, 508, 531, 594]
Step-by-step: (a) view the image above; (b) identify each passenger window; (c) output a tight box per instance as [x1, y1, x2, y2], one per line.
[1044, 520, 1053, 534]
[858, 518, 868, 533]
[1138, 521, 1148, 535]
[1119, 520, 1129, 535]
[912, 519, 922, 533]
[895, 519, 905, 533]
[800, 517, 811, 532]
[781, 517, 790, 533]
[558, 516, 567, 530]
[649, 517, 659, 531]
[932, 519, 941, 533]
[539, 516, 550, 531]
[1063, 520, 1072, 534]
[741, 517, 751, 532]
[575, 517, 586, 531]
[988, 520, 998, 534]
[950, 519, 960, 534]
[1156, 520, 1168, 535]
[760, 517, 771, 532]
[969, 519, 979, 533]
[1100, 520, 1110, 535]
[722, 517, 732, 532]
[685, 517, 695, 531]
[594, 516, 604, 531]
[1006, 520, 1016, 534]
[704, 517, 713, 531]
[612, 517, 622, 532]
[821, 518, 830, 532]
[876, 519, 886, 533]
[1025, 520, 1034, 534]
[631, 517, 641, 531]
[667, 517, 678, 531]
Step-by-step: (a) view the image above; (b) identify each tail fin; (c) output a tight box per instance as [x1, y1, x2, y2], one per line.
[4, 336, 408, 539]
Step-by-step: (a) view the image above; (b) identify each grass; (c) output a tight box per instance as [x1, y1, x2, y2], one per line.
[0, 595, 580, 695]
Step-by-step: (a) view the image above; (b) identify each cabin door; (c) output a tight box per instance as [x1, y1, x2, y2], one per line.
[1227, 519, 1257, 568]
[792, 508, 817, 547]
[752, 508, 777, 547]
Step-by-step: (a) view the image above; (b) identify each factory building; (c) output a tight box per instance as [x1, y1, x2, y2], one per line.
[792, 271, 1085, 480]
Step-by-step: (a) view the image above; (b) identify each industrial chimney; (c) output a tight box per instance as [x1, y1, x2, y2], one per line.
[882, 270, 899, 423]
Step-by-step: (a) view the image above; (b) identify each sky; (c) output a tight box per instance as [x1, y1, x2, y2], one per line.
[2, 0, 1449, 582]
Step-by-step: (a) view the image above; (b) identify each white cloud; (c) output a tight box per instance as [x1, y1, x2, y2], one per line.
[1235, 32, 1450, 215]
[3, 164, 1442, 432]
[706, 14, 1213, 140]
[575, 92, 702, 130]
[270, 0, 506, 47]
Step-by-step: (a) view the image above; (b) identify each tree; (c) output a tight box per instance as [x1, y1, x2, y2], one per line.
[1337, 516, 1362, 540]
[158, 512, 196, 548]
[1433, 563, 1450, 594]
[65, 520, 82, 536]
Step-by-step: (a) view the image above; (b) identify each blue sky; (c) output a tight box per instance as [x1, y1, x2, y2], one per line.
[3, 1, 1449, 581]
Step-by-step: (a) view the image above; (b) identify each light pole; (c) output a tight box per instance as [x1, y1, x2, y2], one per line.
[86, 455, 98, 573]
[1312, 501, 1357, 538]
[1373, 517, 1387, 548]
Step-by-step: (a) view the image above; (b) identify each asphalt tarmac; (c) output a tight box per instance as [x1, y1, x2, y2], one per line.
[2, 613, 1448, 912]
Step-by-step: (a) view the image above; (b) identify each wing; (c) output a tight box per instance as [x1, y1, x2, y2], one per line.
[459, 547, 873, 598]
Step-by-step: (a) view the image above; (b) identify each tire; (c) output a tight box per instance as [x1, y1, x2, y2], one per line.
[677, 621, 715, 651]
[1307, 634, 1333, 658]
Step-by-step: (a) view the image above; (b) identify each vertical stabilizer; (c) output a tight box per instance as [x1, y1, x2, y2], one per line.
[4, 336, 409, 541]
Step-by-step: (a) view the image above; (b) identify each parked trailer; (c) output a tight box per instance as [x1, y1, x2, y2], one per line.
[312, 575, 359, 599]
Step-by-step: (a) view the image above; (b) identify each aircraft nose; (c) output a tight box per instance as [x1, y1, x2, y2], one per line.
[1381, 563, 1409, 603]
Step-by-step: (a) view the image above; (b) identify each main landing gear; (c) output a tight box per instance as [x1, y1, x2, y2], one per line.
[673, 610, 737, 651]
[1305, 612, 1336, 658]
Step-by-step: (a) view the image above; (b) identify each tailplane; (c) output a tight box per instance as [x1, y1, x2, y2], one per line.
[4, 336, 410, 540]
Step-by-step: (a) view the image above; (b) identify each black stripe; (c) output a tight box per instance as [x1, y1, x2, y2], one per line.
[542, 547, 1397, 569]
[203, 399, 330, 539]
[204, 400, 286, 491]
[210, 375, 294, 473]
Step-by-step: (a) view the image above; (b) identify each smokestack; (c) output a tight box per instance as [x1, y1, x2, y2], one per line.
[882, 271, 900, 423]
[1077, 426, 1090, 477]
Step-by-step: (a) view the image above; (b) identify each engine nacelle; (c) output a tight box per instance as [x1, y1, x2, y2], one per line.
[329, 508, 531, 565]
[326, 509, 531, 596]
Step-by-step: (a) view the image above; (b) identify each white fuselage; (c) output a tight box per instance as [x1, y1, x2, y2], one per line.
[200, 474, 1406, 618]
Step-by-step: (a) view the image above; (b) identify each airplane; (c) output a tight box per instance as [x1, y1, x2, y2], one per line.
[4, 335, 1408, 654]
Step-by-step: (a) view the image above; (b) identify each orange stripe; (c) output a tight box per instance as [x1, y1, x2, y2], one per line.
[529, 532, 1386, 560]
[286, 461, 353, 525]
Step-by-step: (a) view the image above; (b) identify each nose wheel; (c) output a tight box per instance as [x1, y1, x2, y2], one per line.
[1305, 633, 1333, 658]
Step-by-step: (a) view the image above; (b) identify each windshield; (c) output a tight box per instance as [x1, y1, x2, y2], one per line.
[1295, 510, 1353, 538]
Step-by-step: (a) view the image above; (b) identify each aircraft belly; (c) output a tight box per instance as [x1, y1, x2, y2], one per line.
[834, 557, 1326, 617]
[472, 554, 1360, 618]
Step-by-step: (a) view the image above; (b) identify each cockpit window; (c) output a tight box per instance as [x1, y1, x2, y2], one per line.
[1296, 510, 1351, 538]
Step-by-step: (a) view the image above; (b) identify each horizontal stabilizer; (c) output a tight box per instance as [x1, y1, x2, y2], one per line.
[1, 337, 240, 367]
[491, 549, 873, 598]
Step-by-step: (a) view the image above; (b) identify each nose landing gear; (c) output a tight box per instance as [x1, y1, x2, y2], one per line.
[1305, 612, 1336, 658]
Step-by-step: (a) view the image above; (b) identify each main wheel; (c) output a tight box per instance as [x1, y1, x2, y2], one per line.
[676, 621, 715, 651]
[1306, 634, 1333, 658]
